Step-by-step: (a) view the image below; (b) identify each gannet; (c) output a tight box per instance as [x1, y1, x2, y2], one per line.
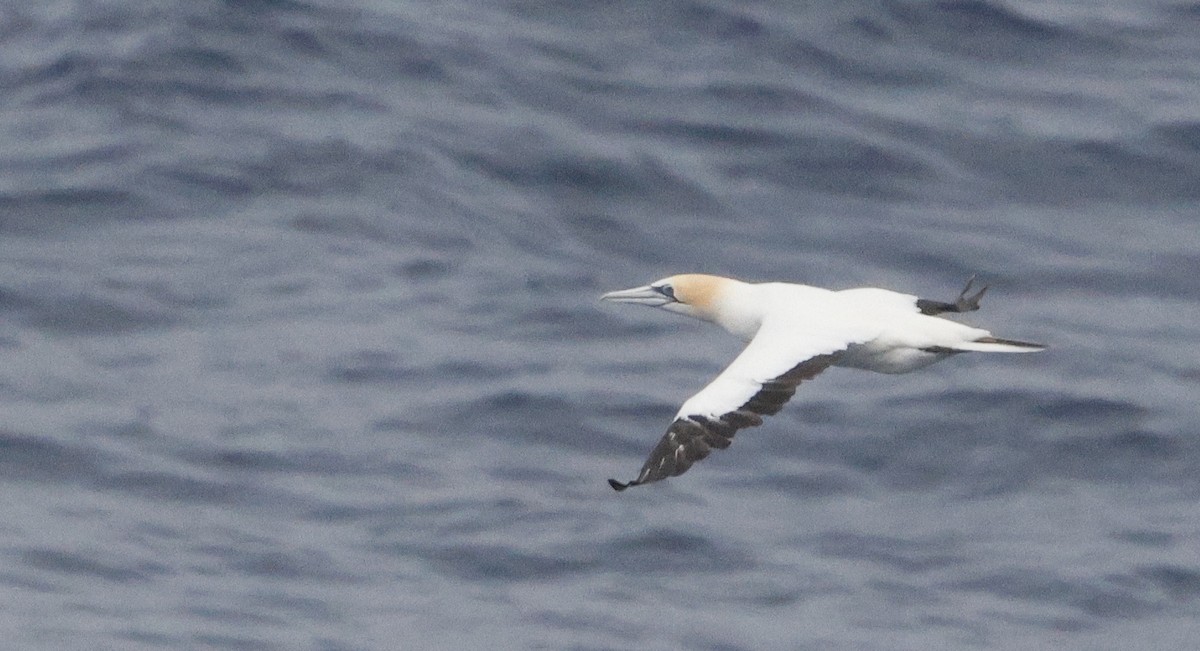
[602, 274, 1043, 491]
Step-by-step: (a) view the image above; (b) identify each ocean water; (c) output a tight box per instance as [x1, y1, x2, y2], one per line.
[2, 0, 1200, 648]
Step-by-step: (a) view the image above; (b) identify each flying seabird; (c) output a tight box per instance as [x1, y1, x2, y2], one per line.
[602, 274, 1043, 491]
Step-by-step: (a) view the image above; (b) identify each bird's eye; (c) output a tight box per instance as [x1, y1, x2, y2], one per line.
[655, 284, 677, 300]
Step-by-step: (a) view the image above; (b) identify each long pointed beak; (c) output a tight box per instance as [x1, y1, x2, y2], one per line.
[601, 285, 671, 306]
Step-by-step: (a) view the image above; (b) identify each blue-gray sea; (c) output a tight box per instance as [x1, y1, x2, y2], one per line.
[3, 1, 1200, 649]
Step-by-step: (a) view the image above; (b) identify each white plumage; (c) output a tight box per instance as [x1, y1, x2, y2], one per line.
[602, 274, 1043, 490]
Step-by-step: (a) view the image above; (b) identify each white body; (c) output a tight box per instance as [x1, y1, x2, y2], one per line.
[754, 283, 992, 374]
[669, 279, 1020, 420]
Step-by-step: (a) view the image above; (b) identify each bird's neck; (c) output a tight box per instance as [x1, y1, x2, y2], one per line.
[703, 283, 764, 340]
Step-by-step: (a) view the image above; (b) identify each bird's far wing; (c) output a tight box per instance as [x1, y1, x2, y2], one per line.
[840, 276, 988, 316]
[609, 312, 879, 491]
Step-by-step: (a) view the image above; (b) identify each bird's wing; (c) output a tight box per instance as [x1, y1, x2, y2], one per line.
[609, 309, 881, 490]
[840, 277, 988, 316]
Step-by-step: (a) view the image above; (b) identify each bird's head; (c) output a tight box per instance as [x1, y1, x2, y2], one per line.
[601, 274, 729, 321]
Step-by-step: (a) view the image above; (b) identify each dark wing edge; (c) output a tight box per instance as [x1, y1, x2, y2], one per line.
[916, 275, 988, 315]
[609, 352, 842, 491]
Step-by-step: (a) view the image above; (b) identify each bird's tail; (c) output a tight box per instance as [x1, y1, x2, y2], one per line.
[954, 336, 1045, 353]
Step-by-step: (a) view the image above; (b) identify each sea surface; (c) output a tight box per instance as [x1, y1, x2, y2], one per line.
[2, 0, 1200, 649]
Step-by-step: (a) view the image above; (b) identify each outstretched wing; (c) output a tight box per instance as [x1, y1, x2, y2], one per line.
[609, 312, 878, 491]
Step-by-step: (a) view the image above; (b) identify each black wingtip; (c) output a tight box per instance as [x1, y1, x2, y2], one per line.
[608, 478, 633, 492]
